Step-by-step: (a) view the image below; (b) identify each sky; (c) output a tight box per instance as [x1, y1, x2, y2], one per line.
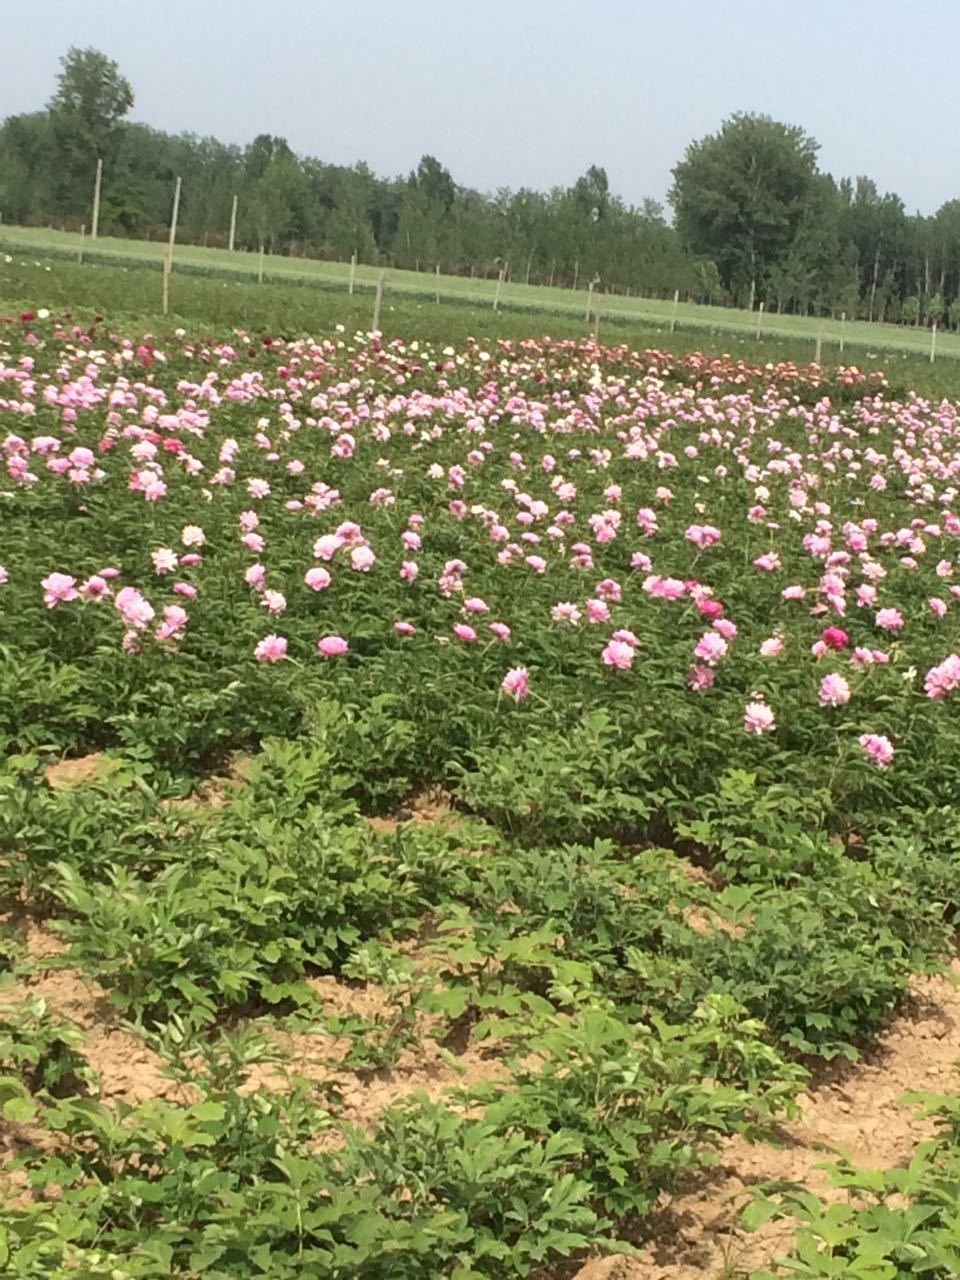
[2, 0, 957, 215]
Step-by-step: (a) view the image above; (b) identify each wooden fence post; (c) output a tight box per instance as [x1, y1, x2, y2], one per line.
[91, 158, 103, 241]
[372, 269, 385, 331]
[228, 194, 238, 252]
[162, 175, 182, 316]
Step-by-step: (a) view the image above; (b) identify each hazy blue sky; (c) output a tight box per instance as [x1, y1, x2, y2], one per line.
[2, 0, 956, 214]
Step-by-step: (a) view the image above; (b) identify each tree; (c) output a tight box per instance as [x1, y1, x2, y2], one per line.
[670, 113, 819, 307]
[48, 47, 133, 215]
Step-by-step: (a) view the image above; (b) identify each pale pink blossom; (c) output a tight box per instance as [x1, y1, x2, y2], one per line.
[744, 702, 775, 734]
[305, 566, 332, 591]
[313, 534, 344, 561]
[859, 733, 894, 767]
[151, 548, 178, 575]
[875, 607, 904, 632]
[245, 564, 266, 591]
[262, 590, 287, 615]
[924, 654, 960, 700]
[753, 551, 781, 572]
[501, 667, 529, 701]
[552, 602, 582, 624]
[114, 586, 154, 629]
[759, 636, 783, 657]
[255, 634, 288, 662]
[317, 634, 348, 657]
[694, 631, 727, 666]
[80, 575, 110, 601]
[350, 545, 376, 572]
[819, 673, 851, 707]
[687, 665, 715, 693]
[42, 572, 78, 607]
[602, 640, 635, 670]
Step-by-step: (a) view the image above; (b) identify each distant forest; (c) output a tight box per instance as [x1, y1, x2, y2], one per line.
[3, 46, 960, 326]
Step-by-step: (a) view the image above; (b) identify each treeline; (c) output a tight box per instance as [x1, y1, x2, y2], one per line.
[1, 47, 959, 325]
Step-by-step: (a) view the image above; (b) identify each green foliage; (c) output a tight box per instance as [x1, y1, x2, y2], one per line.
[0, 997, 800, 1279]
[0, 991, 94, 1095]
[747, 1083, 960, 1278]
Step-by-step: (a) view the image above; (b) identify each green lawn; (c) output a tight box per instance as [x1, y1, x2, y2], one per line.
[3, 223, 958, 360]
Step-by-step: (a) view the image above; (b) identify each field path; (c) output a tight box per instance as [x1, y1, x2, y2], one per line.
[573, 959, 960, 1279]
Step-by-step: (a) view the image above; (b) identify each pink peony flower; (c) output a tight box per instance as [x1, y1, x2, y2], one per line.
[181, 525, 205, 547]
[819, 673, 851, 707]
[928, 597, 948, 619]
[859, 733, 894, 767]
[875, 608, 904, 632]
[611, 629, 639, 648]
[350, 545, 376, 572]
[114, 586, 154, 629]
[80, 575, 110, 601]
[255, 634, 288, 662]
[262, 590, 287, 615]
[586, 598, 611, 624]
[501, 667, 529, 701]
[821, 627, 849, 651]
[400, 560, 419, 581]
[759, 636, 783, 658]
[313, 534, 344, 561]
[687, 664, 715, 693]
[245, 564, 266, 591]
[489, 622, 511, 643]
[744, 701, 776, 734]
[453, 623, 477, 643]
[463, 597, 489, 614]
[694, 631, 728, 666]
[393, 621, 417, 635]
[151, 548, 178, 575]
[317, 634, 348, 657]
[305, 566, 332, 591]
[924, 654, 960, 700]
[172, 582, 197, 599]
[552, 602, 582, 625]
[602, 639, 635, 670]
[42, 572, 78, 608]
[685, 524, 722, 549]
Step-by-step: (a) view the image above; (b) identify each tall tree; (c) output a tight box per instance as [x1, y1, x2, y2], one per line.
[670, 113, 819, 307]
[47, 46, 133, 216]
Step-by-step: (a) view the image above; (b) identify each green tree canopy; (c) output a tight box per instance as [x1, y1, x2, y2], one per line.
[669, 113, 819, 306]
